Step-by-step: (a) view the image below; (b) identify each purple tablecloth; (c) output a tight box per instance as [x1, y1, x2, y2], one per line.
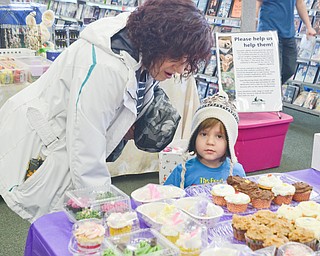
[24, 168, 320, 256]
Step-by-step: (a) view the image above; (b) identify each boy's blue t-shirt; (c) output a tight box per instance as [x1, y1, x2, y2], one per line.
[164, 157, 246, 189]
[257, 0, 296, 38]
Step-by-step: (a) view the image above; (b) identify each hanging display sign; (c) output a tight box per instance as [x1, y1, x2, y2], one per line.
[216, 31, 283, 112]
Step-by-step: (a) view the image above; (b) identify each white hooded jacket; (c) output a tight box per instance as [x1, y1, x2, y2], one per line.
[0, 12, 155, 222]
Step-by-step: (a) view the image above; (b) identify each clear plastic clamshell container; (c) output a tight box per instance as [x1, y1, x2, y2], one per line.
[0, 57, 30, 85]
[102, 228, 181, 256]
[136, 202, 208, 255]
[15, 56, 52, 81]
[63, 184, 131, 223]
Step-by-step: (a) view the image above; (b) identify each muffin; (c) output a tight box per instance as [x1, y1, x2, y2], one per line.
[257, 174, 283, 190]
[224, 192, 250, 213]
[106, 212, 137, 236]
[292, 182, 313, 202]
[288, 226, 317, 250]
[297, 201, 320, 218]
[262, 235, 289, 249]
[232, 214, 254, 241]
[252, 210, 278, 225]
[73, 219, 105, 251]
[266, 217, 294, 237]
[211, 184, 235, 206]
[245, 224, 273, 251]
[250, 189, 274, 209]
[271, 183, 295, 205]
[276, 204, 303, 221]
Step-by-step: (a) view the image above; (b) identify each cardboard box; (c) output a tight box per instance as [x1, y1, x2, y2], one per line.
[235, 112, 293, 173]
[311, 133, 320, 171]
[158, 139, 194, 184]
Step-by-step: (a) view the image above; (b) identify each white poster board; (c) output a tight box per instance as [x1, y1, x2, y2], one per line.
[216, 31, 283, 112]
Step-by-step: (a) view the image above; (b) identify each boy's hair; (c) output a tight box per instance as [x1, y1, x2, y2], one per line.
[126, 0, 213, 76]
[188, 118, 230, 162]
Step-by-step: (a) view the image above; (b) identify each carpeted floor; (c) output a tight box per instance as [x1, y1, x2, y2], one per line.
[0, 106, 319, 256]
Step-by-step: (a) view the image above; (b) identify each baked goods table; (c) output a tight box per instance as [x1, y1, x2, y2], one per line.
[24, 168, 320, 256]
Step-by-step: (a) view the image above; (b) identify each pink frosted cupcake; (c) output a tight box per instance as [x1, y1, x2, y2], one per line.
[73, 218, 105, 252]
[224, 192, 250, 213]
[211, 184, 235, 206]
[271, 183, 295, 205]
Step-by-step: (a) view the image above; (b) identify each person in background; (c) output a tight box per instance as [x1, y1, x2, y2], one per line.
[164, 92, 245, 189]
[256, 0, 316, 84]
[0, 0, 213, 221]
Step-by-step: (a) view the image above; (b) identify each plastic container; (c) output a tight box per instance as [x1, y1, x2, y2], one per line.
[15, 56, 52, 81]
[174, 196, 224, 228]
[131, 183, 186, 206]
[235, 112, 293, 173]
[63, 184, 131, 223]
[102, 228, 180, 256]
[0, 57, 30, 85]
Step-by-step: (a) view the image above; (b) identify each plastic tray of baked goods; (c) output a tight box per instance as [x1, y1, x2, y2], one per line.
[102, 228, 181, 256]
[0, 57, 30, 85]
[184, 173, 320, 217]
[63, 184, 132, 223]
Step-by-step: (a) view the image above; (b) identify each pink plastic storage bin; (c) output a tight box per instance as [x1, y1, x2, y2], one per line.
[235, 112, 293, 173]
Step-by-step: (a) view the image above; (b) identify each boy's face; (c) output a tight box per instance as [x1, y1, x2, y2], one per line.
[195, 123, 227, 168]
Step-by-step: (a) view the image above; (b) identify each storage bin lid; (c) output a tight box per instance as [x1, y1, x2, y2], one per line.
[238, 112, 293, 129]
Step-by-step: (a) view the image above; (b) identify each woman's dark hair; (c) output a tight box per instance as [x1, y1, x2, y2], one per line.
[126, 0, 213, 76]
[188, 118, 230, 162]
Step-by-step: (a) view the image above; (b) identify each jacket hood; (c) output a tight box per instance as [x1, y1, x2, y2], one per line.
[80, 12, 131, 57]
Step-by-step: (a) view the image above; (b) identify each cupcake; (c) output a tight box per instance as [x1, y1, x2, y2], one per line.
[226, 175, 246, 190]
[257, 174, 283, 190]
[266, 217, 294, 237]
[211, 184, 235, 206]
[232, 214, 254, 241]
[73, 219, 105, 252]
[106, 212, 137, 236]
[288, 226, 317, 250]
[292, 182, 313, 202]
[295, 217, 320, 240]
[175, 228, 202, 256]
[262, 235, 289, 249]
[277, 242, 314, 256]
[245, 224, 273, 251]
[160, 224, 179, 244]
[297, 201, 320, 218]
[250, 189, 274, 209]
[225, 192, 250, 213]
[276, 204, 302, 221]
[271, 183, 295, 205]
[235, 180, 259, 199]
[252, 210, 278, 225]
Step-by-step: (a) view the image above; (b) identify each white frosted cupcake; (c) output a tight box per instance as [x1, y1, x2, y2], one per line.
[211, 184, 235, 206]
[295, 217, 320, 240]
[272, 183, 295, 205]
[160, 224, 179, 244]
[176, 228, 203, 256]
[106, 212, 137, 236]
[257, 174, 283, 190]
[297, 201, 320, 218]
[276, 204, 303, 221]
[225, 192, 250, 213]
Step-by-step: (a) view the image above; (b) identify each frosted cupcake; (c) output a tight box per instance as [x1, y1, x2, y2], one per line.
[245, 224, 273, 251]
[262, 235, 289, 249]
[176, 228, 203, 256]
[297, 201, 320, 218]
[225, 192, 250, 213]
[276, 204, 302, 221]
[160, 224, 179, 244]
[250, 189, 274, 209]
[295, 217, 320, 240]
[106, 212, 137, 236]
[288, 226, 317, 250]
[271, 183, 295, 205]
[257, 174, 283, 190]
[211, 184, 235, 206]
[73, 219, 105, 252]
[292, 182, 313, 202]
